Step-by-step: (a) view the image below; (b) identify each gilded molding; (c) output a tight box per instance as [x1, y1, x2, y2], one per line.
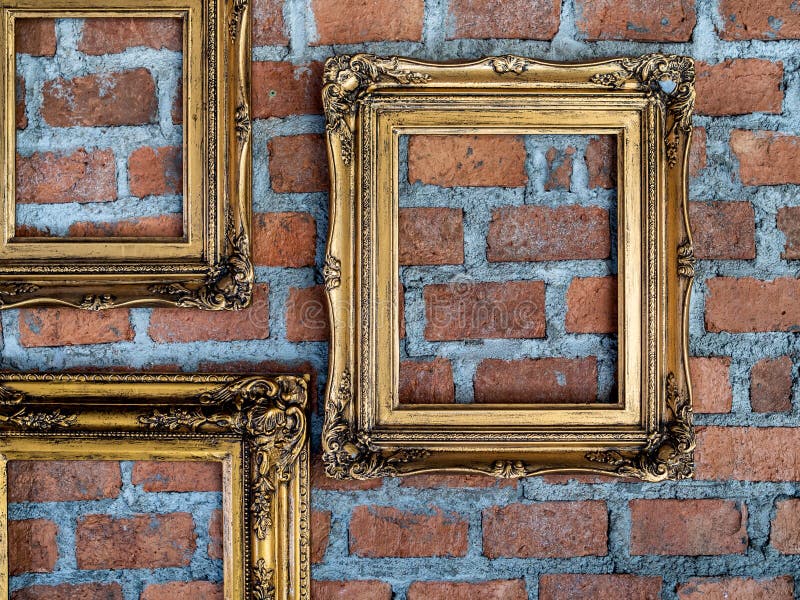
[0, 283, 38, 306]
[229, 0, 248, 39]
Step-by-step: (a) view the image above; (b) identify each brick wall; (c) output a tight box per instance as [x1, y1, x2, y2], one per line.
[6, 0, 800, 599]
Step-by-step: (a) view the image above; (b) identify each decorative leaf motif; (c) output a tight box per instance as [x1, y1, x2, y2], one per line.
[489, 55, 534, 75]
[252, 559, 275, 600]
[229, 0, 248, 39]
[1, 408, 77, 431]
[0, 283, 39, 307]
[80, 294, 116, 310]
[677, 240, 696, 278]
[323, 254, 342, 290]
[235, 103, 251, 142]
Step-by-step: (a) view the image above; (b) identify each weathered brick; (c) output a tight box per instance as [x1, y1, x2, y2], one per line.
[482, 501, 608, 558]
[487, 205, 610, 262]
[253, 212, 316, 267]
[630, 499, 747, 555]
[399, 472, 516, 489]
[132, 461, 222, 492]
[408, 580, 527, 600]
[399, 208, 464, 265]
[9, 460, 121, 502]
[19, 308, 134, 348]
[408, 135, 527, 187]
[286, 285, 328, 342]
[696, 427, 800, 481]
[544, 146, 575, 190]
[42, 68, 157, 127]
[67, 215, 183, 238]
[208, 509, 222, 560]
[585, 135, 617, 189]
[678, 576, 795, 599]
[474, 357, 598, 403]
[705, 277, 800, 333]
[128, 146, 183, 198]
[689, 201, 755, 259]
[11, 583, 123, 600]
[399, 358, 455, 404]
[424, 280, 545, 341]
[576, 0, 696, 41]
[771, 499, 800, 554]
[16, 76, 26, 129]
[311, 510, 332, 563]
[253, 0, 288, 45]
[540, 574, 662, 600]
[731, 130, 800, 186]
[349, 505, 468, 557]
[148, 284, 269, 342]
[719, 0, 800, 39]
[777, 206, 800, 259]
[8, 519, 58, 576]
[76, 513, 196, 569]
[15, 19, 56, 56]
[565, 276, 617, 334]
[311, 453, 383, 491]
[311, 0, 423, 44]
[690, 126, 707, 177]
[696, 59, 783, 116]
[751, 356, 793, 412]
[78, 17, 182, 54]
[447, 0, 560, 39]
[252, 61, 323, 118]
[311, 581, 392, 600]
[140, 582, 223, 600]
[16, 148, 116, 204]
[268, 134, 328, 193]
[689, 357, 732, 414]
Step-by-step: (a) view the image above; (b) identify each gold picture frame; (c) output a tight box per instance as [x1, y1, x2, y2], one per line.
[0, 0, 252, 310]
[322, 54, 695, 482]
[0, 373, 309, 599]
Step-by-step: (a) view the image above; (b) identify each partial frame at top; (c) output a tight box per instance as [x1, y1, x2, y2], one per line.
[0, 0, 253, 310]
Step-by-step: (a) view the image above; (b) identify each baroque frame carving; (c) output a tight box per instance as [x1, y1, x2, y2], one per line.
[323, 54, 695, 482]
[0, 0, 253, 310]
[0, 373, 309, 599]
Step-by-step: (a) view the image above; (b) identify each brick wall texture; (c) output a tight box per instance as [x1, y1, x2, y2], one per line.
[7, 0, 800, 598]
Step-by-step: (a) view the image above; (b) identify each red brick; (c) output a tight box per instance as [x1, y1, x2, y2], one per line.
[286, 285, 328, 342]
[19, 308, 134, 348]
[268, 134, 328, 193]
[76, 513, 196, 569]
[777, 206, 800, 259]
[696, 427, 800, 481]
[424, 280, 545, 341]
[140, 582, 223, 600]
[705, 277, 800, 333]
[42, 68, 157, 127]
[399, 358, 454, 404]
[585, 135, 617, 189]
[78, 17, 182, 54]
[311, 0, 423, 44]
[132, 461, 221, 492]
[751, 356, 793, 412]
[16, 148, 116, 204]
[772, 499, 800, 554]
[678, 576, 795, 599]
[16, 76, 26, 129]
[408, 135, 527, 187]
[67, 215, 183, 238]
[311, 510, 331, 563]
[11, 583, 123, 600]
[487, 205, 610, 262]
[482, 501, 608, 558]
[474, 357, 598, 403]
[576, 0, 696, 41]
[349, 505, 468, 558]
[447, 0, 560, 39]
[253, 0, 288, 45]
[408, 580, 527, 600]
[8, 519, 58, 576]
[689, 357, 732, 414]
[545, 146, 575, 190]
[540, 574, 662, 600]
[9, 460, 121, 502]
[128, 146, 183, 198]
[172, 80, 182, 124]
[15, 19, 56, 56]
[311, 453, 383, 491]
[148, 284, 269, 342]
[252, 61, 323, 118]
[253, 212, 316, 267]
[696, 59, 783, 116]
[719, 0, 800, 39]
[399, 207, 464, 265]
[690, 126, 707, 177]
[731, 130, 800, 186]
[311, 581, 392, 600]
[399, 473, 516, 489]
[689, 201, 755, 259]
[208, 509, 223, 560]
[630, 499, 747, 555]
[565, 276, 617, 334]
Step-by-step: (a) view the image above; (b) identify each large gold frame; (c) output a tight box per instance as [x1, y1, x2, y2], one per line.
[0, 0, 252, 310]
[323, 54, 695, 482]
[0, 373, 309, 599]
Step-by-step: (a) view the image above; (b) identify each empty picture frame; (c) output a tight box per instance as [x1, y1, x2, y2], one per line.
[323, 54, 695, 482]
[0, 0, 252, 310]
[0, 373, 309, 599]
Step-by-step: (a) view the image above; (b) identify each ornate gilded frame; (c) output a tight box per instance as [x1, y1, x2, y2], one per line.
[0, 0, 252, 310]
[323, 54, 695, 482]
[0, 373, 309, 599]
